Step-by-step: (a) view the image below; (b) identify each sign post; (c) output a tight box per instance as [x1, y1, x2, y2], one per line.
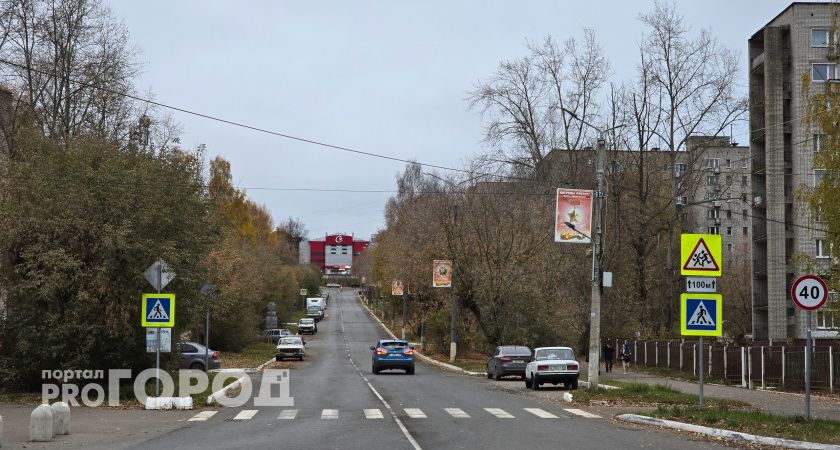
[143, 258, 176, 397]
[791, 274, 828, 420]
[680, 293, 722, 408]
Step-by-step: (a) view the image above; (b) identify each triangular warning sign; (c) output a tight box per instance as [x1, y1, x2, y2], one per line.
[687, 301, 715, 327]
[147, 299, 170, 321]
[683, 238, 720, 272]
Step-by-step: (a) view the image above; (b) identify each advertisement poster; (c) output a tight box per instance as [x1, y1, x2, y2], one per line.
[554, 188, 593, 244]
[146, 327, 172, 353]
[432, 260, 453, 288]
[391, 279, 404, 296]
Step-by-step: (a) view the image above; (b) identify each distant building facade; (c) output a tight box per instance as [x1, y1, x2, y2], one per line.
[299, 234, 370, 275]
[749, 2, 838, 340]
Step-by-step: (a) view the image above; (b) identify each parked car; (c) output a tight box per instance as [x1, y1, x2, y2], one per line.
[486, 345, 531, 380]
[306, 305, 324, 321]
[298, 318, 317, 334]
[326, 283, 340, 288]
[178, 341, 221, 371]
[276, 336, 306, 361]
[262, 328, 292, 343]
[370, 339, 414, 375]
[524, 347, 579, 390]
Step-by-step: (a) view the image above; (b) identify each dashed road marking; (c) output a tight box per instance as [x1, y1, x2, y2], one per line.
[484, 408, 514, 418]
[444, 408, 470, 418]
[233, 410, 259, 421]
[321, 409, 339, 420]
[524, 408, 559, 419]
[404, 408, 427, 419]
[564, 408, 601, 418]
[188, 411, 217, 422]
[364, 408, 384, 419]
[277, 409, 298, 420]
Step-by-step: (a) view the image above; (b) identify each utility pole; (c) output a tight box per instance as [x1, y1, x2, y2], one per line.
[450, 205, 459, 363]
[586, 134, 606, 390]
[402, 289, 408, 340]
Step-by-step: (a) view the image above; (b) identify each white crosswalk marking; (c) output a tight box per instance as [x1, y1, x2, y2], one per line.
[564, 408, 601, 419]
[364, 408, 384, 419]
[444, 408, 470, 418]
[404, 408, 427, 418]
[277, 409, 298, 420]
[524, 408, 559, 419]
[484, 408, 514, 418]
[321, 409, 339, 420]
[188, 411, 218, 422]
[233, 410, 259, 421]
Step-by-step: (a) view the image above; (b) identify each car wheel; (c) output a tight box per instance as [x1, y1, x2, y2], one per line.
[571, 381, 579, 390]
[486, 371, 492, 379]
[276, 356, 281, 362]
[532, 375, 540, 391]
[406, 367, 415, 375]
[524, 377, 533, 389]
[373, 365, 380, 374]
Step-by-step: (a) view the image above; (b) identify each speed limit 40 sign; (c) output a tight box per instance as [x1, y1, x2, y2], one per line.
[791, 275, 828, 311]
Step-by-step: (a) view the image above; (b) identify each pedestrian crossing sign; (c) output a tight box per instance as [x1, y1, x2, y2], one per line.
[680, 234, 722, 277]
[142, 293, 175, 327]
[680, 293, 722, 337]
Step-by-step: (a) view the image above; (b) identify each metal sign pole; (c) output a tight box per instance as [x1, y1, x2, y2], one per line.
[806, 310, 812, 419]
[698, 336, 704, 408]
[155, 260, 161, 397]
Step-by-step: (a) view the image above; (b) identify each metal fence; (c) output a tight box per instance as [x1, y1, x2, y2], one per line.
[618, 339, 840, 393]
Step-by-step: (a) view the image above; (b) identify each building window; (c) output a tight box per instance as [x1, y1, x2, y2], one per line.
[812, 29, 830, 48]
[741, 193, 748, 202]
[741, 160, 749, 169]
[707, 175, 718, 185]
[676, 196, 687, 206]
[727, 243, 733, 252]
[742, 209, 748, 220]
[708, 209, 720, 219]
[742, 227, 748, 235]
[726, 226, 732, 235]
[812, 63, 837, 82]
[817, 293, 838, 329]
[725, 159, 732, 168]
[726, 210, 732, 219]
[675, 163, 686, 177]
[706, 158, 720, 169]
[707, 226, 720, 235]
[816, 239, 831, 258]
[815, 134, 827, 153]
[815, 169, 826, 187]
[741, 175, 748, 186]
[726, 175, 732, 185]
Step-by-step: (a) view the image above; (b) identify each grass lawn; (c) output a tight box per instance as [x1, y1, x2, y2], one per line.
[648, 406, 840, 445]
[626, 365, 729, 385]
[222, 341, 276, 369]
[449, 359, 487, 373]
[573, 382, 747, 408]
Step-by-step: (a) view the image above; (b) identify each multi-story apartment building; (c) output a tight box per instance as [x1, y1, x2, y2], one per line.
[749, 2, 838, 340]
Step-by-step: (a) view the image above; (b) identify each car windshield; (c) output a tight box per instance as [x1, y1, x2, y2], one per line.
[501, 347, 531, 356]
[280, 329, 291, 335]
[300, 319, 314, 324]
[279, 338, 302, 345]
[535, 348, 574, 360]
[380, 341, 408, 350]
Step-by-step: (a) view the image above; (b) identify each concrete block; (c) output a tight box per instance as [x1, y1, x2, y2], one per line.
[145, 397, 193, 410]
[29, 404, 53, 442]
[50, 401, 70, 435]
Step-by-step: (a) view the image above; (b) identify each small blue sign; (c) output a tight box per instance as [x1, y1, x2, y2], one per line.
[685, 299, 717, 331]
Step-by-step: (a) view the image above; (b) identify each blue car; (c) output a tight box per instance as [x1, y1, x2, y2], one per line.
[370, 339, 415, 375]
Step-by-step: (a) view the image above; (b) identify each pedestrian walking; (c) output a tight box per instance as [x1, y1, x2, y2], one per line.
[620, 342, 632, 374]
[602, 340, 615, 373]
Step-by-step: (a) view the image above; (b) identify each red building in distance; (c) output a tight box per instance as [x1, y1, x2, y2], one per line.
[299, 233, 369, 275]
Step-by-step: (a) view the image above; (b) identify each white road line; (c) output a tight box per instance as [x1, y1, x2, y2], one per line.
[484, 408, 514, 418]
[444, 408, 470, 418]
[321, 409, 339, 420]
[233, 410, 259, 421]
[524, 408, 559, 419]
[564, 408, 602, 419]
[187, 411, 218, 422]
[364, 408, 384, 419]
[277, 409, 298, 420]
[339, 299, 423, 450]
[404, 408, 427, 419]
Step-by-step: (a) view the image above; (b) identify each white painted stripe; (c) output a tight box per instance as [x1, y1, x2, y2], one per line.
[233, 410, 259, 420]
[321, 409, 339, 420]
[484, 408, 514, 418]
[564, 408, 601, 418]
[404, 408, 427, 419]
[187, 411, 218, 422]
[364, 408, 384, 419]
[524, 408, 559, 419]
[444, 408, 470, 418]
[277, 409, 298, 420]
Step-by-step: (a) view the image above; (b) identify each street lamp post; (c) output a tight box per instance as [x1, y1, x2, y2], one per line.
[561, 108, 621, 390]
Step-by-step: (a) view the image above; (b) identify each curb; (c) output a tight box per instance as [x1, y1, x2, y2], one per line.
[579, 380, 619, 390]
[358, 298, 483, 378]
[616, 414, 840, 450]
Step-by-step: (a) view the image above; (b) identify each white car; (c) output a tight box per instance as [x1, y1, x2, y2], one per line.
[276, 336, 306, 361]
[524, 347, 579, 390]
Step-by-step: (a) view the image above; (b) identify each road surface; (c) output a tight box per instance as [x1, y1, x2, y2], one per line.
[132, 288, 734, 449]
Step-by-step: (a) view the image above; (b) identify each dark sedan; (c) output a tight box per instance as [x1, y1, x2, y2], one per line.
[486, 345, 531, 380]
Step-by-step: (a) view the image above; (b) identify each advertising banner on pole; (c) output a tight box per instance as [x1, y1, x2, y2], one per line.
[554, 188, 593, 243]
[391, 279, 404, 296]
[432, 260, 453, 288]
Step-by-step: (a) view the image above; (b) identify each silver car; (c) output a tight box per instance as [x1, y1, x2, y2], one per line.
[178, 341, 221, 371]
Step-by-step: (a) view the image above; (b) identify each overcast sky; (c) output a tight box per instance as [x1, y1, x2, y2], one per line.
[109, 0, 797, 241]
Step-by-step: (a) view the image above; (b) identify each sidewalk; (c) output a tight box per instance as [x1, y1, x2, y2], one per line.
[602, 368, 840, 421]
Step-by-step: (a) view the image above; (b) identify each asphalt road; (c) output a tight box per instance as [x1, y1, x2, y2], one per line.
[130, 288, 736, 449]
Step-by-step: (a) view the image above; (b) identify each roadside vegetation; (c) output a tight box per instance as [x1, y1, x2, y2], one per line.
[573, 382, 746, 409]
[649, 406, 840, 445]
[222, 341, 277, 369]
